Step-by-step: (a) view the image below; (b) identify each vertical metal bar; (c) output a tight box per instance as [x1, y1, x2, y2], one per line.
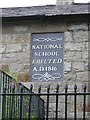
[20, 85, 23, 120]
[38, 85, 41, 119]
[56, 84, 59, 120]
[28, 84, 33, 120]
[10, 84, 15, 119]
[65, 84, 68, 120]
[2, 87, 6, 119]
[83, 84, 87, 120]
[46, 85, 50, 120]
[2, 72, 4, 90]
[74, 84, 77, 120]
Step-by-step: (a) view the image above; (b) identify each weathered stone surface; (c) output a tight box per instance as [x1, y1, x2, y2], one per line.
[9, 62, 22, 72]
[76, 71, 88, 82]
[11, 33, 30, 44]
[65, 31, 73, 42]
[2, 5, 89, 18]
[2, 34, 11, 43]
[2, 53, 16, 63]
[73, 30, 88, 42]
[64, 51, 82, 62]
[65, 42, 85, 51]
[64, 72, 76, 81]
[72, 62, 85, 71]
[68, 23, 88, 30]
[22, 44, 30, 52]
[64, 62, 71, 71]
[82, 50, 88, 62]
[14, 26, 28, 33]
[85, 42, 90, 51]
[6, 44, 22, 53]
[16, 52, 30, 63]
[0, 44, 6, 53]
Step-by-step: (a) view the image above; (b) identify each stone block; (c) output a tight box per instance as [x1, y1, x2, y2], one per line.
[65, 31, 73, 42]
[2, 53, 16, 64]
[82, 50, 88, 62]
[64, 72, 76, 81]
[2, 34, 11, 43]
[22, 44, 30, 52]
[65, 42, 85, 51]
[64, 62, 71, 71]
[72, 62, 84, 71]
[76, 71, 88, 82]
[73, 30, 88, 42]
[65, 42, 75, 51]
[0, 44, 6, 53]
[64, 51, 82, 62]
[6, 44, 22, 53]
[11, 33, 30, 44]
[9, 63, 22, 72]
[85, 42, 90, 51]
[68, 23, 88, 30]
[16, 52, 30, 63]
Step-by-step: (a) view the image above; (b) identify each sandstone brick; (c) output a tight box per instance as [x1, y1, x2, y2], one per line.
[72, 62, 84, 71]
[6, 44, 22, 53]
[73, 30, 88, 42]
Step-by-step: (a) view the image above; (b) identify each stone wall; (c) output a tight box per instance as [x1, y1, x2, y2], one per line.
[1, 16, 89, 117]
[1, 19, 89, 83]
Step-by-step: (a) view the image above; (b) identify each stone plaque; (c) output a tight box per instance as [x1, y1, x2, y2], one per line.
[30, 33, 64, 82]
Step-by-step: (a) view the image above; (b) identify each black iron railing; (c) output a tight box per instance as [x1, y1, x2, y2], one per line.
[0, 70, 16, 92]
[0, 70, 90, 119]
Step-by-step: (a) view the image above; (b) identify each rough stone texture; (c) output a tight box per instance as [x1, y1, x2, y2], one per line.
[57, 0, 74, 5]
[6, 44, 22, 53]
[0, 45, 6, 53]
[1, 4, 89, 18]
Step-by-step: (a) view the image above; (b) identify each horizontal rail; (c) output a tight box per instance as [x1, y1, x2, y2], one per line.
[1, 92, 90, 95]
